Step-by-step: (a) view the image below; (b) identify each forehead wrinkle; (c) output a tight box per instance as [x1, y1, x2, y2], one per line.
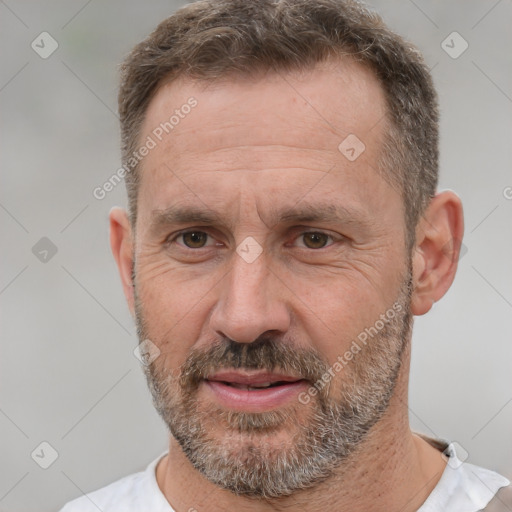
[158, 145, 341, 177]
[170, 166, 335, 181]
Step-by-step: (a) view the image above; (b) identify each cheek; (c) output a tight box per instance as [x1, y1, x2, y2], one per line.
[135, 263, 218, 365]
[298, 274, 399, 364]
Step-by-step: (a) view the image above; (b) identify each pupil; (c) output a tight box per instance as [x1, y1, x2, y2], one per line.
[184, 232, 206, 247]
[305, 232, 327, 248]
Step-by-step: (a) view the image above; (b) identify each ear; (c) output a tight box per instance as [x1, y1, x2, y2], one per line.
[411, 191, 464, 316]
[109, 207, 135, 317]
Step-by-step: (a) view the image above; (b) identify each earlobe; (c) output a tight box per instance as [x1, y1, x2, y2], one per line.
[109, 207, 135, 316]
[410, 191, 464, 316]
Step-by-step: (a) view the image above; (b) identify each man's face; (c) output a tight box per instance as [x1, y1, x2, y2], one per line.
[132, 59, 412, 496]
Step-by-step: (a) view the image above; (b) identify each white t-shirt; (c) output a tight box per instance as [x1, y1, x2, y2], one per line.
[60, 441, 510, 512]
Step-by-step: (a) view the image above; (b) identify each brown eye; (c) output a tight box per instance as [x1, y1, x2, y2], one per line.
[302, 232, 330, 249]
[181, 231, 208, 248]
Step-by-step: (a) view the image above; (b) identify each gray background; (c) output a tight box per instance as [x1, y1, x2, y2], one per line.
[1, 1, 511, 511]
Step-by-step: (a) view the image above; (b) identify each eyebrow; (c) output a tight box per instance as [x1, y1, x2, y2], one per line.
[277, 203, 369, 228]
[151, 206, 220, 227]
[148, 202, 371, 235]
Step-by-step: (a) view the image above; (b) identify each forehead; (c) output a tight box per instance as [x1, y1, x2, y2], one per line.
[142, 57, 387, 155]
[136, 58, 398, 228]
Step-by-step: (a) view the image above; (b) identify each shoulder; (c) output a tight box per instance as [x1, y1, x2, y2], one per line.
[415, 435, 511, 512]
[59, 454, 171, 512]
[59, 470, 147, 512]
[482, 482, 512, 511]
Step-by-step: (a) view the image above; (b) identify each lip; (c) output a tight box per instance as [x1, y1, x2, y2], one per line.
[207, 370, 303, 386]
[203, 370, 309, 412]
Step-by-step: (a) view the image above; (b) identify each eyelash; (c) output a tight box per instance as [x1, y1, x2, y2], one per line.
[167, 229, 339, 250]
[168, 230, 220, 248]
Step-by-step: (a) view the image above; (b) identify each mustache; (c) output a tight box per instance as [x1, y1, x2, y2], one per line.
[178, 336, 330, 390]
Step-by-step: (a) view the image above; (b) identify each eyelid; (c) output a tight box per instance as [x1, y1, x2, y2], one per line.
[283, 227, 348, 251]
[166, 228, 220, 248]
[164, 227, 344, 250]
[291, 230, 336, 248]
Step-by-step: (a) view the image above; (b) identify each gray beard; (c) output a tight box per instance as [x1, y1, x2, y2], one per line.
[135, 272, 413, 498]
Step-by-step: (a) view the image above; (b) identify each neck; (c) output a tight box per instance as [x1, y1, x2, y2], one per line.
[156, 343, 446, 512]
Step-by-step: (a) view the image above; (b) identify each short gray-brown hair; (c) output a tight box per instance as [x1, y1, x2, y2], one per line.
[119, 0, 439, 247]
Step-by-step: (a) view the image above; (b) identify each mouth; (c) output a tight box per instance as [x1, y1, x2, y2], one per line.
[203, 370, 309, 411]
[219, 381, 295, 390]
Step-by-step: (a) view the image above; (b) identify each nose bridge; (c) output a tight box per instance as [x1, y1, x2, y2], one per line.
[231, 251, 268, 308]
[210, 249, 290, 343]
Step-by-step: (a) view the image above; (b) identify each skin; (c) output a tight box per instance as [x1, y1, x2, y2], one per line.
[110, 58, 464, 511]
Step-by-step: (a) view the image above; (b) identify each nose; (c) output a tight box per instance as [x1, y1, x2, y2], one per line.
[209, 249, 291, 343]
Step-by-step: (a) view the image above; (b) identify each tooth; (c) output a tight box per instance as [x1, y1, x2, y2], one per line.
[229, 383, 247, 390]
[250, 382, 274, 388]
[222, 381, 280, 389]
